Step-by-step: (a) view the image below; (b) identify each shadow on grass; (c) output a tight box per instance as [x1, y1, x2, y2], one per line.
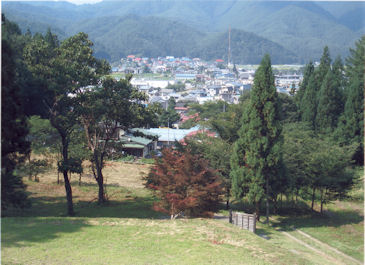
[3, 195, 164, 219]
[2, 217, 91, 247]
[273, 209, 364, 232]
[229, 199, 363, 232]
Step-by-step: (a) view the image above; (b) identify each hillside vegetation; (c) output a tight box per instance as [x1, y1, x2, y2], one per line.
[3, 1, 364, 63]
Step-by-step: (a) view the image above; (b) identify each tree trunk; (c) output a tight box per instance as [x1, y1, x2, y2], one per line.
[28, 154, 32, 180]
[255, 201, 260, 221]
[311, 187, 316, 211]
[265, 176, 269, 224]
[97, 176, 105, 204]
[61, 135, 74, 216]
[273, 196, 278, 214]
[320, 189, 324, 213]
[79, 174, 82, 186]
[63, 169, 74, 216]
[226, 187, 230, 210]
[94, 152, 106, 204]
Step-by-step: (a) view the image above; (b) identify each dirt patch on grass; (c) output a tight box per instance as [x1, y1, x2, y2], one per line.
[37, 161, 151, 189]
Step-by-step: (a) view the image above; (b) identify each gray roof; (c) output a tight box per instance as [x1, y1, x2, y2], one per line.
[134, 126, 200, 142]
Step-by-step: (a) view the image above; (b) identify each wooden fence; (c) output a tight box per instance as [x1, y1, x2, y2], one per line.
[229, 210, 256, 233]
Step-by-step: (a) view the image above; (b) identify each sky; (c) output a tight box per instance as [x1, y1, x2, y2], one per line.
[64, 0, 102, 4]
[3, 0, 362, 6]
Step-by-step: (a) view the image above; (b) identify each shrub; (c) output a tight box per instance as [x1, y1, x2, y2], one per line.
[145, 148, 223, 219]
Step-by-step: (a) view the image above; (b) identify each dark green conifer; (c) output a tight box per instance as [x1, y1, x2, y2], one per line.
[336, 37, 364, 164]
[230, 54, 282, 222]
[300, 75, 317, 128]
[315, 69, 343, 133]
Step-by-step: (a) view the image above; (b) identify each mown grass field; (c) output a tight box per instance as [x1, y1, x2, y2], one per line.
[2, 162, 364, 265]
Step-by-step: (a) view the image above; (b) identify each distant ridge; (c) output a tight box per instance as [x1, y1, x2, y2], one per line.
[3, 1, 364, 63]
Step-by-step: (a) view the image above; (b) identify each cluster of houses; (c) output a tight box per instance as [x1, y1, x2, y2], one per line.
[113, 55, 303, 107]
[110, 56, 303, 158]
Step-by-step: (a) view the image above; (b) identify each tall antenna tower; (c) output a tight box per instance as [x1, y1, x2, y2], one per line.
[228, 26, 231, 67]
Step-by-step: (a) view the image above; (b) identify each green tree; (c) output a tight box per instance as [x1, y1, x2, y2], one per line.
[300, 74, 317, 128]
[209, 93, 250, 144]
[78, 77, 149, 203]
[159, 97, 180, 127]
[316, 46, 331, 85]
[296, 62, 314, 113]
[230, 54, 282, 222]
[315, 69, 343, 133]
[23, 32, 109, 215]
[283, 123, 356, 212]
[181, 135, 232, 209]
[336, 36, 364, 164]
[278, 93, 299, 124]
[28, 116, 60, 155]
[1, 17, 31, 210]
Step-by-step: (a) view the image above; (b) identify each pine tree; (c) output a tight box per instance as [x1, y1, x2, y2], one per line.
[315, 69, 343, 133]
[296, 61, 314, 108]
[300, 74, 317, 128]
[336, 36, 364, 164]
[332, 56, 345, 92]
[316, 46, 331, 85]
[230, 54, 282, 222]
[1, 22, 31, 210]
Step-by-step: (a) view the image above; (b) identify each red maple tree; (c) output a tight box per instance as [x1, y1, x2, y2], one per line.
[145, 148, 223, 219]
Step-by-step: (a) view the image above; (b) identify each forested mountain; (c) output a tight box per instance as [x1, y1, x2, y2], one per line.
[3, 1, 364, 63]
[191, 29, 298, 64]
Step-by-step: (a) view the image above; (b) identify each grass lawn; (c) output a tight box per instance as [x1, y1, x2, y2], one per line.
[2, 162, 364, 264]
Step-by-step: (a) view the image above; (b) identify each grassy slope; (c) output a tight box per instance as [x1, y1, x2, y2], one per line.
[2, 162, 364, 264]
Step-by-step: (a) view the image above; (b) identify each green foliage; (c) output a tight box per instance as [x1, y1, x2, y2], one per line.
[180, 134, 232, 207]
[166, 82, 185, 92]
[28, 115, 60, 154]
[57, 158, 83, 174]
[78, 76, 151, 203]
[145, 148, 223, 218]
[230, 54, 283, 220]
[1, 16, 31, 210]
[316, 46, 332, 84]
[19, 159, 52, 182]
[277, 93, 299, 124]
[209, 96, 249, 144]
[4, 1, 364, 63]
[158, 97, 180, 127]
[283, 123, 357, 212]
[315, 69, 344, 133]
[335, 36, 364, 164]
[295, 62, 314, 109]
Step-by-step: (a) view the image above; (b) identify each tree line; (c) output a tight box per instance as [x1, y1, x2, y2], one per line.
[149, 38, 363, 221]
[2, 15, 363, 219]
[1, 16, 163, 215]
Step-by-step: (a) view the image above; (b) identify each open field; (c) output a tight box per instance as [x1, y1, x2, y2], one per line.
[2, 162, 364, 265]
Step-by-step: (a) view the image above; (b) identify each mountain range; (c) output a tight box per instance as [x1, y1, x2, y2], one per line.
[3, 1, 365, 64]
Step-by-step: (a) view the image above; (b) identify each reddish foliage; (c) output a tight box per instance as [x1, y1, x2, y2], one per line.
[144, 148, 223, 218]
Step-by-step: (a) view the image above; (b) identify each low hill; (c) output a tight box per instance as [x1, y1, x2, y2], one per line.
[191, 29, 298, 64]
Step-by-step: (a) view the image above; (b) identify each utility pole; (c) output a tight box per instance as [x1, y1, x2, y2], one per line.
[228, 26, 231, 68]
[167, 117, 170, 146]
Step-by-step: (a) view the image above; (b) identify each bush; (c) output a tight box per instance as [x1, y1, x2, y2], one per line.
[144, 148, 223, 219]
